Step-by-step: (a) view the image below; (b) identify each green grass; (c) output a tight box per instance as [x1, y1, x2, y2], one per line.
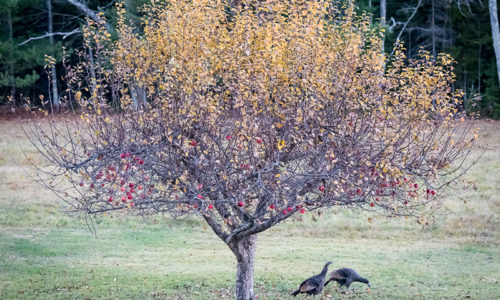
[1, 119, 499, 299]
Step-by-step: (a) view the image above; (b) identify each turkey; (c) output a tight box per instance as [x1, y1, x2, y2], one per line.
[324, 267, 371, 290]
[291, 261, 331, 299]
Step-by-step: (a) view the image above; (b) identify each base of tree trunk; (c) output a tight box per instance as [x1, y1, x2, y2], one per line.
[230, 234, 257, 300]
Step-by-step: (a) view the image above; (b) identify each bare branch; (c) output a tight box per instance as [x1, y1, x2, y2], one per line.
[18, 29, 81, 46]
[66, 0, 113, 33]
[390, 0, 423, 57]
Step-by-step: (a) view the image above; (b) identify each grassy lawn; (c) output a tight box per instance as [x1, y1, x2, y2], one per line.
[1, 119, 499, 299]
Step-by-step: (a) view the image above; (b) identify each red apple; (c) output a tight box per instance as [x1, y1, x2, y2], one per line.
[130, 202, 135, 207]
[90, 183, 95, 188]
[404, 200, 408, 205]
[269, 204, 275, 209]
[414, 183, 418, 189]
[121, 187, 126, 192]
[356, 189, 362, 195]
[120, 153, 126, 158]
[129, 183, 134, 188]
[127, 194, 133, 200]
[287, 207, 293, 212]
[226, 135, 231, 140]
[130, 188, 135, 193]
[79, 182, 84, 187]
[190, 140, 197, 146]
[208, 204, 214, 209]
[370, 202, 375, 207]
[238, 201, 244, 207]
[121, 196, 126, 202]
[282, 209, 287, 215]
[319, 186, 325, 192]
[197, 194, 203, 199]
[300, 209, 305, 214]
[138, 185, 143, 190]
[139, 160, 144, 165]
[108, 197, 113, 202]
[256, 137, 262, 144]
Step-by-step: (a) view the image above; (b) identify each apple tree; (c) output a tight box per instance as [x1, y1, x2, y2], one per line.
[26, 0, 478, 299]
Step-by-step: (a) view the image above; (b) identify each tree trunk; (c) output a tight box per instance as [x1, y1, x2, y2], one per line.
[47, 0, 60, 109]
[88, 46, 97, 99]
[432, 0, 436, 58]
[7, 8, 16, 101]
[489, 0, 500, 86]
[229, 234, 257, 300]
[380, 0, 386, 54]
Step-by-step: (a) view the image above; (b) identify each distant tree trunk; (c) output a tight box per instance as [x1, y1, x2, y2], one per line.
[7, 8, 15, 101]
[47, 0, 59, 109]
[409, 29, 412, 59]
[229, 235, 257, 300]
[489, 0, 500, 86]
[88, 46, 97, 99]
[380, 0, 386, 53]
[477, 20, 482, 92]
[432, 0, 436, 58]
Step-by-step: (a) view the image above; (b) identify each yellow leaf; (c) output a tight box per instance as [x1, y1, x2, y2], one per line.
[277, 140, 286, 151]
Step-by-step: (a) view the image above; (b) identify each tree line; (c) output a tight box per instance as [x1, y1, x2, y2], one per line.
[1, 0, 500, 118]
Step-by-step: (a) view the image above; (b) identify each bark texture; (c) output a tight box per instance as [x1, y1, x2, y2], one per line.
[230, 235, 257, 300]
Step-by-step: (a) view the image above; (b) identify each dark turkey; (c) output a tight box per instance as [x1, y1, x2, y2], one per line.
[324, 267, 371, 289]
[291, 261, 331, 299]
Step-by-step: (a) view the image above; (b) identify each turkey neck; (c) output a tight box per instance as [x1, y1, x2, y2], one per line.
[320, 263, 330, 276]
[356, 276, 369, 284]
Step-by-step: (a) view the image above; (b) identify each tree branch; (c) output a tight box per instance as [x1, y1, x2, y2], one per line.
[390, 0, 423, 57]
[18, 29, 81, 46]
[67, 0, 113, 33]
